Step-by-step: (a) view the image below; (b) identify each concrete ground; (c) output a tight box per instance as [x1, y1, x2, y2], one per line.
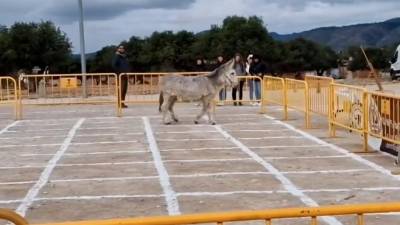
[0, 103, 400, 225]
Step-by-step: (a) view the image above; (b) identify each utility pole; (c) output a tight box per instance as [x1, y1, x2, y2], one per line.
[78, 0, 87, 97]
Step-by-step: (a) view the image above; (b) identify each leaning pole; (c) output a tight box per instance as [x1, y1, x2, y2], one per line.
[78, 0, 87, 97]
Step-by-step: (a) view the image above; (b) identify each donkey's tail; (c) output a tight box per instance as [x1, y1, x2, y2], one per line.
[158, 91, 164, 112]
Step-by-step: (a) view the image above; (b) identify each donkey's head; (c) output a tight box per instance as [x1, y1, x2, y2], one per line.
[218, 59, 238, 87]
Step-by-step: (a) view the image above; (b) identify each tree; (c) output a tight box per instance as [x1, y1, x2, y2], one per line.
[347, 46, 391, 71]
[0, 21, 71, 74]
[281, 38, 338, 74]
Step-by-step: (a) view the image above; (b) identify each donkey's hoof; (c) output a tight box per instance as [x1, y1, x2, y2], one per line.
[194, 121, 199, 124]
[211, 122, 216, 125]
[164, 122, 172, 125]
[173, 118, 179, 123]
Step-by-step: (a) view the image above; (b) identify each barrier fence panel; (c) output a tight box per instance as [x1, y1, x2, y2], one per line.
[2, 202, 400, 225]
[284, 78, 309, 128]
[305, 75, 333, 117]
[218, 76, 262, 106]
[368, 91, 400, 147]
[18, 73, 118, 118]
[0, 76, 18, 120]
[118, 72, 208, 115]
[263, 76, 285, 115]
[330, 83, 368, 151]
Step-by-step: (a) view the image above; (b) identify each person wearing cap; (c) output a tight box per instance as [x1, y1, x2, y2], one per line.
[112, 45, 131, 108]
[216, 55, 226, 106]
[246, 54, 255, 105]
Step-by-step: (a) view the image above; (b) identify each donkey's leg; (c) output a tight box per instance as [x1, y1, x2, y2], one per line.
[169, 96, 179, 122]
[161, 94, 172, 125]
[206, 98, 216, 125]
[194, 98, 208, 124]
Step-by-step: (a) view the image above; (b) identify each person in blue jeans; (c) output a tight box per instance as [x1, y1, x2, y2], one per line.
[246, 54, 255, 105]
[250, 55, 266, 105]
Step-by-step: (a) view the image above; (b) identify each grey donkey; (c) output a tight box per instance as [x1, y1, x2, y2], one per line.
[159, 59, 238, 125]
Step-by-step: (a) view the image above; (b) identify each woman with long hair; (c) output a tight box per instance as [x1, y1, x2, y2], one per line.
[232, 53, 246, 106]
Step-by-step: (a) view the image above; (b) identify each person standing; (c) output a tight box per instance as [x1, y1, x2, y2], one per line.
[250, 54, 266, 105]
[246, 54, 255, 105]
[112, 45, 131, 108]
[232, 53, 246, 106]
[216, 55, 226, 106]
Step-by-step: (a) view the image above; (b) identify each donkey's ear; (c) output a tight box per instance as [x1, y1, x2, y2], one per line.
[226, 58, 235, 68]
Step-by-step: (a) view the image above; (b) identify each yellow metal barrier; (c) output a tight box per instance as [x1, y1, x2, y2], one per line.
[0, 76, 19, 120]
[219, 75, 262, 105]
[284, 78, 310, 128]
[118, 72, 208, 116]
[367, 91, 400, 146]
[18, 73, 118, 118]
[330, 84, 368, 151]
[2, 202, 400, 225]
[0, 208, 28, 225]
[305, 75, 333, 117]
[263, 76, 285, 115]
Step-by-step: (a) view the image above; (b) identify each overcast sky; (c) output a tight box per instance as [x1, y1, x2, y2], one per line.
[2, 0, 400, 53]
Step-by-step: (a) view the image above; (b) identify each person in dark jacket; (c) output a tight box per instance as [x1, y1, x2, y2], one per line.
[112, 45, 131, 108]
[232, 53, 246, 106]
[250, 54, 266, 103]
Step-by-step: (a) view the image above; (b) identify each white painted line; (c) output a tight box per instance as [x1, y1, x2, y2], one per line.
[177, 191, 277, 196]
[283, 169, 373, 174]
[302, 187, 400, 193]
[158, 138, 225, 142]
[249, 144, 329, 149]
[0, 199, 23, 204]
[6, 128, 69, 132]
[0, 181, 36, 185]
[156, 131, 218, 134]
[164, 158, 252, 163]
[159, 145, 329, 152]
[0, 165, 45, 170]
[5, 186, 400, 204]
[239, 136, 304, 140]
[143, 116, 180, 215]
[56, 161, 153, 167]
[222, 122, 280, 126]
[265, 155, 349, 160]
[75, 133, 144, 137]
[79, 127, 135, 130]
[20, 150, 149, 157]
[70, 140, 138, 145]
[0, 121, 20, 135]
[160, 147, 239, 152]
[35, 194, 164, 201]
[214, 125, 343, 225]
[0, 143, 61, 149]
[264, 115, 400, 182]
[227, 129, 290, 132]
[0, 135, 66, 140]
[50, 175, 159, 183]
[0, 140, 139, 149]
[15, 118, 85, 217]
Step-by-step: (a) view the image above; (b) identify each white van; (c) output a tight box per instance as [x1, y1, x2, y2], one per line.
[390, 44, 400, 80]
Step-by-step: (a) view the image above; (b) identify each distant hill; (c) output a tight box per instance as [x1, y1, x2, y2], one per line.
[271, 18, 400, 51]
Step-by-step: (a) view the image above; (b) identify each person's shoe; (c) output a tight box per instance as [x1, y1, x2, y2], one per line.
[121, 104, 128, 108]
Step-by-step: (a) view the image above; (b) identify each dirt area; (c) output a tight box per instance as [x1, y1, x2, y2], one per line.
[0, 103, 400, 225]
